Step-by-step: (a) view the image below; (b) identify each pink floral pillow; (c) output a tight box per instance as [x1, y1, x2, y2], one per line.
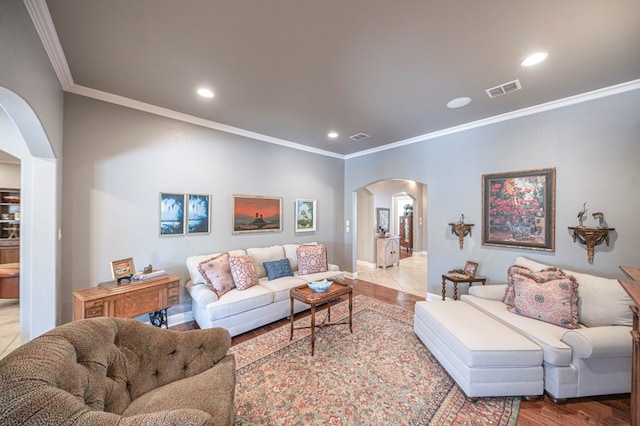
[296, 244, 328, 275]
[198, 252, 235, 297]
[503, 266, 566, 307]
[229, 255, 259, 290]
[507, 273, 580, 329]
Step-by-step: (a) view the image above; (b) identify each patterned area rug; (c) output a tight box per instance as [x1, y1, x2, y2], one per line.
[229, 295, 520, 425]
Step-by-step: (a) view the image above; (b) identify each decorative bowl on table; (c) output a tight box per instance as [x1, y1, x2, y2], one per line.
[308, 279, 332, 293]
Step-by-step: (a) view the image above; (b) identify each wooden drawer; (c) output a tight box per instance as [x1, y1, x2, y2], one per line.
[114, 288, 161, 317]
[84, 305, 104, 318]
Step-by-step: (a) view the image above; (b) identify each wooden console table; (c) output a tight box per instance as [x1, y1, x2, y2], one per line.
[72, 274, 180, 328]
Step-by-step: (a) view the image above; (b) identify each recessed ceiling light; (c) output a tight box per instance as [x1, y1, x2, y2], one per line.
[446, 97, 472, 109]
[197, 88, 215, 98]
[327, 131, 339, 139]
[521, 52, 548, 67]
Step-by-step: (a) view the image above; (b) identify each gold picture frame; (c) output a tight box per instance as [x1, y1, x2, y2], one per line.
[111, 257, 135, 280]
[482, 168, 556, 251]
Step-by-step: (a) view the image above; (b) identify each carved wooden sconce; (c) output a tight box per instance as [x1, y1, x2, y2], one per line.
[449, 222, 474, 249]
[568, 226, 615, 263]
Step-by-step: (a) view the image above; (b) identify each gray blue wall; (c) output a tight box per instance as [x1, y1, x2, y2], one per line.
[345, 89, 640, 296]
[61, 94, 345, 322]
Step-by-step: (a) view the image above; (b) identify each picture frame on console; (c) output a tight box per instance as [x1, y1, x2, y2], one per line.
[233, 195, 282, 234]
[464, 261, 479, 278]
[482, 167, 556, 251]
[159, 193, 185, 236]
[295, 198, 316, 232]
[110, 257, 135, 280]
[376, 207, 390, 234]
[187, 194, 210, 234]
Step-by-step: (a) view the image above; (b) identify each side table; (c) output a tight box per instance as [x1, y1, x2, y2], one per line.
[72, 274, 180, 328]
[289, 279, 353, 356]
[441, 274, 486, 301]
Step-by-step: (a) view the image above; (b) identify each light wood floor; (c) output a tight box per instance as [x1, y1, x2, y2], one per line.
[173, 278, 631, 426]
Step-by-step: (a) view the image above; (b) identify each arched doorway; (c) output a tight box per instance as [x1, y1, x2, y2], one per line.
[354, 178, 428, 296]
[0, 87, 58, 341]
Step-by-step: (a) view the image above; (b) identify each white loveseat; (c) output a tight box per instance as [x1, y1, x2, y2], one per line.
[415, 256, 633, 402]
[185, 243, 344, 336]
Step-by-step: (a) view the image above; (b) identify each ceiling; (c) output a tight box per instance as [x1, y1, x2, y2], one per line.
[41, 0, 640, 157]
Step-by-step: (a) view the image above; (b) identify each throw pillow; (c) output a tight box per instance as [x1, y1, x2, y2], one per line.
[296, 244, 328, 275]
[229, 255, 259, 290]
[508, 273, 580, 329]
[263, 258, 294, 281]
[503, 266, 566, 307]
[197, 252, 235, 297]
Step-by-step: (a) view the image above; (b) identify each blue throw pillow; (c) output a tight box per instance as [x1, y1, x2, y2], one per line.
[263, 258, 294, 281]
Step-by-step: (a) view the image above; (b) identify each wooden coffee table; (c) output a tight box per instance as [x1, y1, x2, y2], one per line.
[289, 279, 353, 356]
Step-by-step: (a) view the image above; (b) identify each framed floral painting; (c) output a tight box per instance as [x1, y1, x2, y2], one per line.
[295, 198, 317, 232]
[232, 195, 282, 234]
[482, 168, 556, 251]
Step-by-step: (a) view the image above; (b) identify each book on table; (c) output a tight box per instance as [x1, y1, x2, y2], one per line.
[132, 270, 166, 280]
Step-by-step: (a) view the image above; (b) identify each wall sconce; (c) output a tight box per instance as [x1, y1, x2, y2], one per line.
[568, 209, 615, 263]
[449, 215, 474, 249]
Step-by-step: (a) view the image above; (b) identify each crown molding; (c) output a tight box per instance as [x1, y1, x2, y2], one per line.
[345, 79, 640, 159]
[26, 0, 640, 161]
[24, 0, 73, 90]
[67, 85, 345, 159]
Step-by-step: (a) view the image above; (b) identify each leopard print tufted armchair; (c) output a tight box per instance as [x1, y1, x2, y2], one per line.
[0, 317, 235, 425]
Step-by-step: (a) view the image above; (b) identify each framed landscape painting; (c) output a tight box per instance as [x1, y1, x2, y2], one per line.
[187, 194, 210, 234]
[482, 168, 556, 251]
[295, 198, 317, 232]
[233, 195, 282, 234]
[160, 193, 185, 236]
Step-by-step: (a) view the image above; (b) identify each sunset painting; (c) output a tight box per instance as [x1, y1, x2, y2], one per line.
[233, 195, 282, 234]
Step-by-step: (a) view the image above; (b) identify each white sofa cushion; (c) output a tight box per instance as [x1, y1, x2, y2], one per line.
[186, 249, 246, 285]
[247, 245, 286, 279]
[515, 256, 632, 327]
[461, 294, 573, 366]
[258, 275, 308, 303]
[203, 284, 273, 320]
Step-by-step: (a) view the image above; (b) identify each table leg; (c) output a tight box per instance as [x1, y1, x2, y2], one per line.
[453, 282, 458, 301]
[327, 299, 332, 322]
[442, 277, 446, 301]
[348, 291, 353, 333]
[289, 296, 294, 340]
[310, 304, 316, 356]
[149, 309, 168, 328]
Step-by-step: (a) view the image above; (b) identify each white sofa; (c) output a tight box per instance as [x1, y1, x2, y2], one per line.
[185, 243, 344, 336]
[415, 256, 633, 402]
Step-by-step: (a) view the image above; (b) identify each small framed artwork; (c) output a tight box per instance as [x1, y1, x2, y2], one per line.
[232, 195, 282, 234]
[111, 257, 135, 281]
[160, 193, 185, 236]
[464, 261, 479, 278]
[187, 194, 210, 234]
[482, 168, 556, 251]
[295, 198, 317, 232]
[376, 207, 390, 233]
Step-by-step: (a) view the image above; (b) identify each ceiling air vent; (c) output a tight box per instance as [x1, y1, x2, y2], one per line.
[485, 79, 522, 99]
[349, 132, 370, 141]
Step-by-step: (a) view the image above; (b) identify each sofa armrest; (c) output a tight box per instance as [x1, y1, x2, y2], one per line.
[186, 280, 219, 305]
[467, 283, 507, 301]
[562, 326, 632, 358]
[328, 263, 339, 272]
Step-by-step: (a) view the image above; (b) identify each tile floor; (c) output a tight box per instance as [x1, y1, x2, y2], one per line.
[356, 253, 427, 298]
[0, 298, 20, 360]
